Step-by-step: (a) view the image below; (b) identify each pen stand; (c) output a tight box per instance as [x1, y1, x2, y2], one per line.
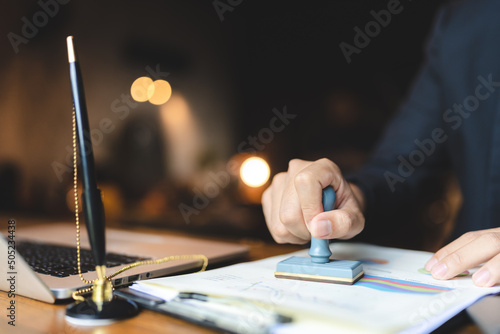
[66, 265, 138, 325]
[66, 266, 138, 325]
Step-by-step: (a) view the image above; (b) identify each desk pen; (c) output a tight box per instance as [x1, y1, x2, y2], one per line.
[65, 36, 139, 323]
[66, 36, 108, 294]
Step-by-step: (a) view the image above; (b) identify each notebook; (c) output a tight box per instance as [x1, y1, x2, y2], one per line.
[0, 222, 248, 303]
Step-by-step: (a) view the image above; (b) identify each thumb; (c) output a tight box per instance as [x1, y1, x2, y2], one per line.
[307, 200, 363, 239]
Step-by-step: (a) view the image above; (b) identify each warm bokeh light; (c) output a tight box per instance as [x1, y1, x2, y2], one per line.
[131, 77, 155, 102]
[240, 157, 270, 187]
[149, 80, 172, 105]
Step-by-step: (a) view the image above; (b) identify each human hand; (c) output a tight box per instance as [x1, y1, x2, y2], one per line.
[425, 228, 500, 287]
[261, 158, 365, 244]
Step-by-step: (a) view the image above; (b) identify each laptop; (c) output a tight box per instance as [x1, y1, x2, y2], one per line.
[0, 222, 248, 303]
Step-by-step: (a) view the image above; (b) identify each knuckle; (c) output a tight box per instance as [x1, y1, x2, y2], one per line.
[279, 209, 299, 227]
[288, 159, 305, 172]
[273, 235, 286, 244]
[272, 172, 287, 185]
[318, 158, 340, 173]
[446, 252, 465, 267]
[334, 211, 354, 236]
[294, 170, 315, 187]
[317, 157, 332, 167]
[302, 209, 318, 220]
[479, 232, 500, 248]
[272, 226, 290, 244]
[341, 211, 355, 232]
[435, 248, 449, 260]
[462, 231, 480, 243]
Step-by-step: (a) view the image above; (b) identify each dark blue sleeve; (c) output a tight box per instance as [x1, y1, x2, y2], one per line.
[346, 8, 452, 244]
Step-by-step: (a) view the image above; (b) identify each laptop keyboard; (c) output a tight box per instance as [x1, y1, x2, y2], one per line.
[16, 240, 151, 278]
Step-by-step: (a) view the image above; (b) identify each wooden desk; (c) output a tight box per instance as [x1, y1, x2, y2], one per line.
[0, 236, 304, 334]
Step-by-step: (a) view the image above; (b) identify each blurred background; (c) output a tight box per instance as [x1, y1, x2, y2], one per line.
[0, 0, 455, 250]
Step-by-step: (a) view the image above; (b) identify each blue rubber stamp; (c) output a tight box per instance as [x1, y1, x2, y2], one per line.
[275, 186, 364, 284]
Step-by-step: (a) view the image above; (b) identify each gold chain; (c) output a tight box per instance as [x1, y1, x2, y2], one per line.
[107, 255, 208, 280]
[71, 106, 208, 301]
[72, 107, 93, 285]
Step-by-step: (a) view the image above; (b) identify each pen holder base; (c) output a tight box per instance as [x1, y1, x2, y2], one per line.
[65, 297, 138, 326]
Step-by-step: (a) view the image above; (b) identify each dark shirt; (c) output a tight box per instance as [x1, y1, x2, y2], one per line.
[348, 0, 500, 242]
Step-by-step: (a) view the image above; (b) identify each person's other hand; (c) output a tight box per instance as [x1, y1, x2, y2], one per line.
[261, 158, 365, 244]
[425, 228, 500, 287]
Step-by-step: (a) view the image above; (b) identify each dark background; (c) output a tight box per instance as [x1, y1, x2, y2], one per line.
[0, 0, 450, 247]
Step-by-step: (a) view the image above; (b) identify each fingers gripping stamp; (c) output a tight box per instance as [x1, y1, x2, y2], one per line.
[275, 186, 364, 285]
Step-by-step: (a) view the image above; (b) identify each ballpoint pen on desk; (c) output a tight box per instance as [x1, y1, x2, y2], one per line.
[64, 36, 138, 324]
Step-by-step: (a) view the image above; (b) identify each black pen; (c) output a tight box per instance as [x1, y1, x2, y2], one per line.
[66, 36, 106, 277]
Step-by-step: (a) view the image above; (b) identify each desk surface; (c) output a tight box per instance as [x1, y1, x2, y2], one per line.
[0, 221, 481, 334]
[0, 227, 306, 334]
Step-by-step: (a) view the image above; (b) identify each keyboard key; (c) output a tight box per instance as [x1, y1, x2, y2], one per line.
[16, 240, 150, 278]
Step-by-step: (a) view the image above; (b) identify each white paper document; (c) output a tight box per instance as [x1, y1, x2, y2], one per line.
[132, 243, 500, 333]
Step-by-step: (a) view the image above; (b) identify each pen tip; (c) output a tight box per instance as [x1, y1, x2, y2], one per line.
[66, 36, 76, 63]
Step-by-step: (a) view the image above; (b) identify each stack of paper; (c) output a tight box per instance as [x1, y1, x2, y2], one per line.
[132, 243, 500, 333]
